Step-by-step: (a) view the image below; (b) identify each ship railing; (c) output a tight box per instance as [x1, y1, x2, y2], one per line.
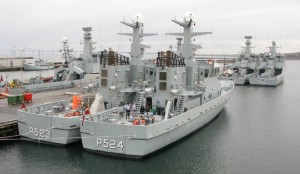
[100, 50, 130, 66]
[222, 81, 234, 91]
[24, 81, 73, 93]
[186, 85, 206, 92]
[20, 100, 67, 115]
[116, 82, 147, 91]
[156, 51, 186, 67]
[93, 107, 122, 123]
[73, 79, 99, 92]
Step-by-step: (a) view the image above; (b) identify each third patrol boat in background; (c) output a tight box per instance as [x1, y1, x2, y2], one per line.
[23, 57, 55, 71]
[220, 36, 260, 85]
[80, 12, 234, 158]
[249, 41, 285, 86]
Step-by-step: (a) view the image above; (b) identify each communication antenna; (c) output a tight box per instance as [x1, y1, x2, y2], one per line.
[279, 30, 282, 53]
[210, 24, 213, 40]
[98, 11, 101, 51]
[118, 22, 122, 52]
[267, 28, 270, 47]
[85, 9, 87, 26]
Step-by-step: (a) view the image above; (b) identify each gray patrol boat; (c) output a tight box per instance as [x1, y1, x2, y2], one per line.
[17, 29, 129, 145]
[17, 85, 99, 145]
[220, 36, 259, 85]
[80, 12, 234, 158]
[249, 41, 285, 86]
[23, 27, 101, 92]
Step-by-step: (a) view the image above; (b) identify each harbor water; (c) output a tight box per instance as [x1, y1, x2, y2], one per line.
[1, 60, 300, 174]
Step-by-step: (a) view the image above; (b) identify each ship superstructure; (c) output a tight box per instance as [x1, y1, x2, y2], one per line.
[80, 12, 234, 158]
[249, 41, 285, 86]
[17, 12, 234, 154]
[219, 36, 260, 85]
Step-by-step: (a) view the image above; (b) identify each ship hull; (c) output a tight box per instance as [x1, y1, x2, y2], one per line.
[23, 64, 55, 71]
[249, 74, 283, 86]
[233, 77, 247, 85]
[80, 81, 234, 158]
[17, 111, 81, 145]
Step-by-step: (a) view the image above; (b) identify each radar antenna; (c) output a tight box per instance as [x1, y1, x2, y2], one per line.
[59, 37, 74, 65]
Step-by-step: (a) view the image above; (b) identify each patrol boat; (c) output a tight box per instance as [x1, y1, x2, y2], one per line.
[80, 12, 234, 158]
[23, 27, 102, 93]
[17, 84, 99, 145]
[220, 36, 259, 85]
[17, 30, 129, 145]
[249, 41, 285, 86]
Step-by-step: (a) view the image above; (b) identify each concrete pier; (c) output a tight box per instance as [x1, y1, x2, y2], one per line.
[0, 120, 18, 138]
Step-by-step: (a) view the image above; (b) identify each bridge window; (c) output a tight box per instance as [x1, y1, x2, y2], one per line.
[159, 72, 167, 80]
[101, 69, 108, 77]
[159, 82, 167, 91]
[101, 79, 107, 87]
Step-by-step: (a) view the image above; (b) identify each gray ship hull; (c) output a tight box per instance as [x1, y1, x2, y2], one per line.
[233, 77, 247, 85]
[17, 105, 81, 145]
[232, 73, 253, 85]
[80, 81, 234, 158]
[249, 74, 283, 86]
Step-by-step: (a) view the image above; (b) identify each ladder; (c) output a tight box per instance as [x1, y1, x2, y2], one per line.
[133, 92, 145, 113]
[113, 91, 124, 107]
[175, 95, 187, 116]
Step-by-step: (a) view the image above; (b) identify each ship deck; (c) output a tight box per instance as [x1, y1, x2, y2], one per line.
[0, 88, 79, 124]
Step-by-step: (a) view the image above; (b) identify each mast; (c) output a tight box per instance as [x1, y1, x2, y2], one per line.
[79, 27, 96, 72]
[82, 27, 95, 55]
[60, 37, 74, 64]
[268, 41, 278, 59]
[166, 12, 212, 89]
[243, 36, 253, 58]
[118, 14, 157, 83]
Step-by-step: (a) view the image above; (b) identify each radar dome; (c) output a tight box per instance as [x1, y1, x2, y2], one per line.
[133, 13, 144, 23]
[183, 11, 194, 22]
[62, 37, 68, 43]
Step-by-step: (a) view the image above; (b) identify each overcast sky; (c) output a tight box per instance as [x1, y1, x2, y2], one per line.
[0, 0, 299, 55]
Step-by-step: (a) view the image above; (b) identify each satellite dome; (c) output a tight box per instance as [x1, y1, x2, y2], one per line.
[133, 13, 144, 23]
[183, 11, 194, 22]
[62, 37, 68, 43]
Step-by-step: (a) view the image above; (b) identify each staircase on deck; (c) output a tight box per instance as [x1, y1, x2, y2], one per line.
[113, 91, 124, 107]
[175, 95, 187, 115]
[133, 91, 145, 113]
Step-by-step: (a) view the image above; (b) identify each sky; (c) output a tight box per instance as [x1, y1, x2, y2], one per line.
[0, 0, 299, 55]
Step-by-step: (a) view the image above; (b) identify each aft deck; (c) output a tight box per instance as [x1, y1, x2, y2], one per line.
[0, 88, 80, 136]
